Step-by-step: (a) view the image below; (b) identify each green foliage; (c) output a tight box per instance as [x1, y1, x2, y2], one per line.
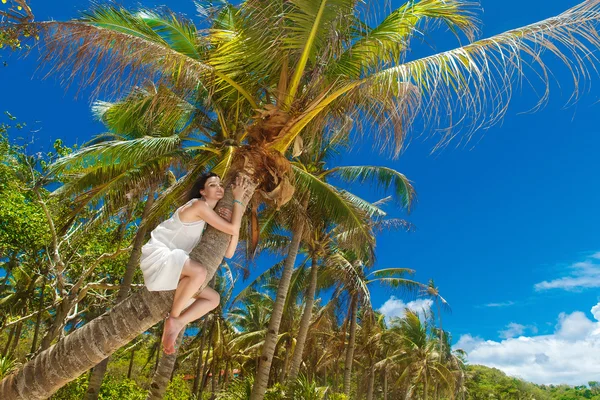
[52, 374, 147, 400]
[163, 375, 193, 400]
[51, 375, 88, 400]
[326, 394, 348, 400]
[292, 374, 328, 400]
[465, 365, 600, 400]
[0, 355, 19, 379]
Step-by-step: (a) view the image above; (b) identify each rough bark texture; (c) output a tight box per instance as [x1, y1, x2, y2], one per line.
[146, 329, 185, 400]
[250, 214, 306, 400]
[287, 256, 318, 383]
[0, 288, 173, 399]
[343, 294, 358, 397]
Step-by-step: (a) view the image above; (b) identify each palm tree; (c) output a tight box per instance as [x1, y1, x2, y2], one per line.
[4, 0, 600, 397]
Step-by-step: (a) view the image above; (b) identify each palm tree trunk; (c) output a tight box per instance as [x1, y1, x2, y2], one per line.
[83, 358, 109, 400]
[198, 318, 216, 399]
[366, 360, 375, 400]
[0, 180, 254, 399]
[192, 320, 209, 394]
[146, 329, 185, 400]
[383, 371, 388, 400]
[127, 347, 136, 379]
[250, 197, 308, 400]
[2, 326, 14, 358]
[279, 338, 291, 384]
[210, 357, 218, 399]
[30, 278, 46, 355]
[8, 321, 23, 358]
[287, 256, 318, 383]
[343, 293, 358, 397]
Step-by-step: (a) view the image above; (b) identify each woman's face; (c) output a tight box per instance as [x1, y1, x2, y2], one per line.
[200, 176, 224, 200]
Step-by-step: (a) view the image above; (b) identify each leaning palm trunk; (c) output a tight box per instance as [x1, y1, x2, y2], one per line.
[250, 199, 308, 400]
[287, 256, 319, 383]
[343, 294, 358, 397]
[146, 329, 185, 400]
[84, 194, 155, 400]
[0, 180, 255, 399]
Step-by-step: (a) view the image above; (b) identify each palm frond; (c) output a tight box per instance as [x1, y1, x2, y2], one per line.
[291, 163, 375, 254]
[282, 0, 355, 106]
[36, 5, 257, 108]
[325, 165, 416, 209]
[50, 135, 183, 176]
[329, 0, 479, 78]
[367, 0, 600, 149]
[138, 9, 201, 59]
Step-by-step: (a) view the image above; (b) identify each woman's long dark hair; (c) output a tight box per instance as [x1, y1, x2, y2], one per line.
[187, 172, 219, 201]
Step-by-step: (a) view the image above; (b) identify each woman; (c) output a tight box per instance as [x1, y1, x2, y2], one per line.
[140, 172, 251, 354]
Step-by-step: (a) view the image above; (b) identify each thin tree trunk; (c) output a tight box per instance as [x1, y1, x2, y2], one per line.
[2, 326, 14, 358]
[366, 360, 375, 400]
[85, 194, 156, 400]
[288, 256, 318, 383]
[83, 358, 109, 400]
[210, 356, 218, 399]
[198, 318, 216, 399]
[0, 176, 255, 400]
[383, 371, 388, 400]
[127, 347, 136, 379]
[343, 294, 358, 397]
[30, 278, 46, 355]
[146, 329, 185, 400]
[250, 198, 308, 400]
[8, 321, 23, 358]
[192, 320, 209, 394]
[278, 338, 291, 384]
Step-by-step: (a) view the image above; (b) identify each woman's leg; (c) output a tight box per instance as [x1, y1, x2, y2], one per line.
[170, 259, 207, 318]
[162, 260, 220, 354]
[177, 287, 220, 325]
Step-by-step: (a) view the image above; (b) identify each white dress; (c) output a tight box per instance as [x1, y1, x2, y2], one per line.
[140, 200, 206, 291]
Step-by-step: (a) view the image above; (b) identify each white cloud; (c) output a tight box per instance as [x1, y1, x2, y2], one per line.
[481, 301, 515, 308]
[379, 296, 433, 321]
[455, 302, 600, 385]
[535, 256, 600, 291]
[499, 322, 526, 339]
[498, 322, 537, 339]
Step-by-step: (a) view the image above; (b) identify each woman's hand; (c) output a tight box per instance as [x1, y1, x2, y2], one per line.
[232, 174, 252, 203]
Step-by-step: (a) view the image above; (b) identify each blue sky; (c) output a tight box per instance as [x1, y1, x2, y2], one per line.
[3, 0, 600, 385]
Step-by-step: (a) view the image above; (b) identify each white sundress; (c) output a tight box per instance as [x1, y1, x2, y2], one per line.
[140, 200, 207, 291]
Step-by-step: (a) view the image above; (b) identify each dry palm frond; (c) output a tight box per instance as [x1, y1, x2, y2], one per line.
[33, 4, 257, 107]
[368, 0, 600, 150]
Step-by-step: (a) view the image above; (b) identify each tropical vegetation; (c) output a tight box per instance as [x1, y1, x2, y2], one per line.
[2, 0, 600, 398]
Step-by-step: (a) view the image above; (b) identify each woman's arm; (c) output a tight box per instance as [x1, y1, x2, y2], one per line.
[224, 234, 239, 259]
[194, 175, 250, 236]
[196, 201, 244, 236]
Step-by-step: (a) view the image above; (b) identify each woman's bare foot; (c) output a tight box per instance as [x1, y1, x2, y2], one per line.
[162, 315, 185, 354]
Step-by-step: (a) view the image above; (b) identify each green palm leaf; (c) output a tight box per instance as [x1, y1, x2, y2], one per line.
[137, 10, 201, 59]
[291, 163, 375, 251]
[324, 165, 416, 209]
[330, 0, 479, 78]
[50, 135, 183, 175]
